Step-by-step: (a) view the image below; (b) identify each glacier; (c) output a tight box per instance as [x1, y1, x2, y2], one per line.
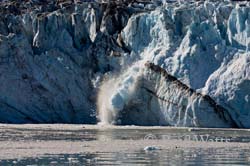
[0, 0, 249, 128]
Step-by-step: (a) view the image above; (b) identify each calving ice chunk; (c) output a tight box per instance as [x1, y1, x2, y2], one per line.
[98, 62, 236, 127]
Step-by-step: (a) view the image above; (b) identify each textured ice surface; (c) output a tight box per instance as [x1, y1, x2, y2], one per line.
[100, 1, 250, 127]
[203, 53, 250, 128]
[0, 0, 249, 127]
[98, 62, 235, 127]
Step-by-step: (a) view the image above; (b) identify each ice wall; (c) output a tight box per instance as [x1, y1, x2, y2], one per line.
[99, 1, 250, 127]
[0, 0, 249, 127]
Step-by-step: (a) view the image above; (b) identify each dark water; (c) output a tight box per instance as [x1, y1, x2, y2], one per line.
[1, 125, 250, 166]
[2, 148, 250, 166]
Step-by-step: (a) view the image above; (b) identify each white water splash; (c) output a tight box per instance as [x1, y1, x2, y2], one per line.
[97, 61, 145, 125]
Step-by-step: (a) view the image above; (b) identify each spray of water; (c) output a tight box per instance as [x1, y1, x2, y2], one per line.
[97, 76, 117, 125]
[97, 61, 145, 125]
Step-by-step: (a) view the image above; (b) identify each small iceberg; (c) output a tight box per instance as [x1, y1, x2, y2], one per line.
[144, 146, 161, 151]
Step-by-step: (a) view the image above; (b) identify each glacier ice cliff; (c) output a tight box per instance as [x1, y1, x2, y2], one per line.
[98, 61, 236, 127]
[0, 0, 249, 128]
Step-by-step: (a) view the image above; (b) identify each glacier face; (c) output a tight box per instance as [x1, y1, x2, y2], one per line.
[203, 53, 250, 128]
[98, 61, 236, 127]
[99, 0, 250, 128]
[0, 0, 249, 127]
[0, 1, 101, 123]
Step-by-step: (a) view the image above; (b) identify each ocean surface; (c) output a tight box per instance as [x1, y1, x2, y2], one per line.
[0, 124, 250, 165]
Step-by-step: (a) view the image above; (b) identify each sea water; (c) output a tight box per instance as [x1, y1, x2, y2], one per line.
[0, 124, 250, 165]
